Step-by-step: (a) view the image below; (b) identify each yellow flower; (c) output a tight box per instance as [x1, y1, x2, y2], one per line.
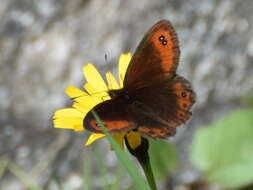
[53, 53, 141, 150]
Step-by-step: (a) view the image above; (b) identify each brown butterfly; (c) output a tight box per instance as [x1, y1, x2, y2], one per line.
[84, 20, 196, 139]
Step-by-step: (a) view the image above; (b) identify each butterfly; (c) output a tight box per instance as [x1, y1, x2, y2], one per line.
[84, 20, 196, 139]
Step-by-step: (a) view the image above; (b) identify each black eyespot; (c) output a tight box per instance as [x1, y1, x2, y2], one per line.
[95, 123, 99, 126]
[182, 92, 187, 98]
[132, 128, 138, 132]
[183, 103, 187, 108]
[159, 35, 165, 41]
[162, 40, 167, 45]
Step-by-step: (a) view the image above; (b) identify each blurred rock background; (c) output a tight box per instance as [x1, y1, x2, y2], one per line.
[0, 0, 252, 189]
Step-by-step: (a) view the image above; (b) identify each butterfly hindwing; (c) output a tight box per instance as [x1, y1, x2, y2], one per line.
[130, 75, 196, 138]
[138, 125, 176, 139]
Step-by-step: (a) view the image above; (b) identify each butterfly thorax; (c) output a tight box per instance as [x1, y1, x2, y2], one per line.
[108, 89, 134, 104]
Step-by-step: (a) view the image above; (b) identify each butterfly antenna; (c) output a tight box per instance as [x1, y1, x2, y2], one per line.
[105, 53, 108, 64]
[104, 53, 113, 90]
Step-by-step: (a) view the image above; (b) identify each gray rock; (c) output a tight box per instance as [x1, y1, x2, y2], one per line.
[1, 0, 252, 189]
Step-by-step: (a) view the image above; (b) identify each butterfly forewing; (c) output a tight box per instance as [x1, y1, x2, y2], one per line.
[124, 20, 180, 90]
[84, 98, 135, 133]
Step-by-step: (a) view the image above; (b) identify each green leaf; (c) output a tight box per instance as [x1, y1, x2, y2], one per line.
[0, 158, 8, 180]
[82, 150, 92, 190]
[191, 109, 253, 189]
[7, 160, 42, 190]
[93, 145, 111, 190]
[91, 110, 150, 190]
[110, 166, 125, 190]
[149, 139, 178, 180]
[242, 96, 253, 108]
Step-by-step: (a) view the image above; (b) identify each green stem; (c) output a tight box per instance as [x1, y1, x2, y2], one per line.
[124, 136, 157, 190]
[138, 156, 157, 190]
[91, 110, 150, 190]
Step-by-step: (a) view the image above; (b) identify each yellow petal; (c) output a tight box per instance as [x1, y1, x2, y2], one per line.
[83, 83, 99, 96]
[74, 95, 96, 110]
[74, 125, 84, 131]
[118, 53, 131, 87]
[53, 108, 84, 119]
[106, 72, 120, 90]
[65, 86, 87, 98]
[84, 83, 110, 103]
[112, 133, 126, 150]
[125, 131, 141, 150]
[83, 63, 108, 92]
[85, 133, 106, 146]
[53, 117, 84, 130]
[65, 85, 95, 111]
[73, 102, 90, 115]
